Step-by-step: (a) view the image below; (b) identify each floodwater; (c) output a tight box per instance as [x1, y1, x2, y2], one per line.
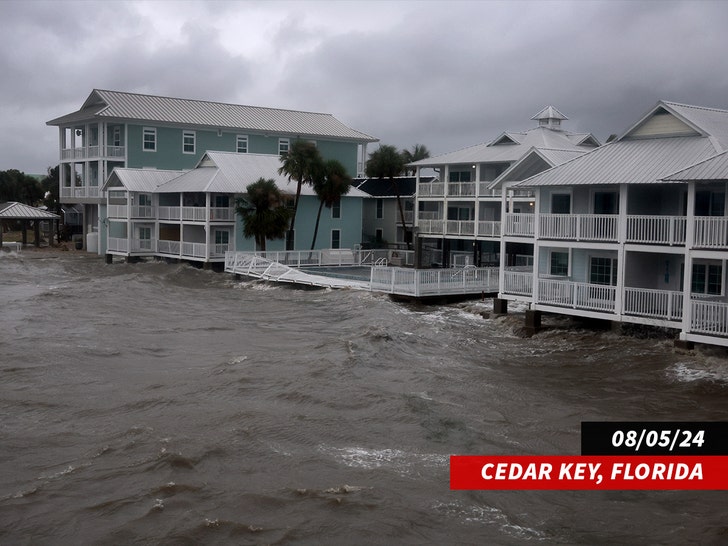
[1, 249, 727, 545]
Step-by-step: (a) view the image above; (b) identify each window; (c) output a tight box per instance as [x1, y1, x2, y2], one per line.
[279, 138, 290, 155]
[590, 257, 618, 286]
[695, 191, 725, 216]
[331, 229, 340, 249]
[138, 227, 152, 250]
[691, 263, 722, 295]
[332, 200, 341, 219]
[215, 195, 230, 208]
[215, 230, 229, 245]
[550, 251, 569, 276]
[376, 199, 383, 219]
[449, 171, 472, 182]
[143, 128, 156, 151]
[236, 135, 248, 153]
[593, 191, 619, 214]
[375, 228, 383, 243]
[113, 127, 121, 147]
[183, 131, 195, 154]
[138, 194, 152, 207]
[551, 193, 571, 213]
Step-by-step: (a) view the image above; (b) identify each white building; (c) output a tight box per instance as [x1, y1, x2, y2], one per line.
[498, 100, 728, 347]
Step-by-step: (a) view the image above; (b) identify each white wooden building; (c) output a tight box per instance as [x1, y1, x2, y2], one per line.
[498, 100, 728, 347]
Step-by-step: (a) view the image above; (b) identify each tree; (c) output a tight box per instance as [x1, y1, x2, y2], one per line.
[402, 144, 431, 175]
[235, 178, 291, 252]
[0, 169, 44, 205]
[365, 144, 410, 247]
[40, 166, 60, 213]
[310, 159, 352, 250]
[277, 141, 324, 249]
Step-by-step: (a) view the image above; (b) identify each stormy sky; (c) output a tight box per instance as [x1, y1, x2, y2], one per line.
[2, 0, 728, 174]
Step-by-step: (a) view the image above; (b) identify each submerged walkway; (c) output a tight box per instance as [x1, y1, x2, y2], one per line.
[224, 251, 499, 298]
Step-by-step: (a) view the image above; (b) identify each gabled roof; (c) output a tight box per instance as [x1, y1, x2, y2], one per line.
[48, 89, 378, 143]
[409, 107, 599, 168]
[157, 151, 370, 197]
[514, 136, 718, 187]
[494, 147, 587, 185]
[662, 151, 728, 182]
[531, 105, 568, 121]
[514, 100, 728, 188]
[102, 168, 182, 192]
[354, 176, 435, 197]
[0, 202, 60, 219]
[619, 100, 728, 150]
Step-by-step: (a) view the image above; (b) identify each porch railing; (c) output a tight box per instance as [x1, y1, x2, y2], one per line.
[691, 300, 728, 336]
[446, 220, 475, 236]
[181, 207, 208, 222]
[418, 183, 445, 197]
[477, 221, 501, 237]
[538, 278, 616, 312]
[624, 287, 683, 321]
[60, 186, 101, 199]
[60, 145, 126, 160]
[694, 216, 728, 248]
[504, 213, 535, 237]
[447, 182, 476, 197]
[370, 266, 499, 296]
[626, 215, 686, 245]
[503, 270, 533, 296]
[539, 214, 618, 241]
[158, 206, 181, 221]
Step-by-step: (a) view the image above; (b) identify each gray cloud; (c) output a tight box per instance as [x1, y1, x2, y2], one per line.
[2, 0, 728, 173]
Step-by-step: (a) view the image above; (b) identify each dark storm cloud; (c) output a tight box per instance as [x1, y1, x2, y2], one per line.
[2, 0, 728, 173]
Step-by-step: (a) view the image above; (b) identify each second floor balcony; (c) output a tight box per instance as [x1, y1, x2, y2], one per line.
[107, 205, 236, 222]
[60, 145, 125, 161]
[503, 213, 728, 249]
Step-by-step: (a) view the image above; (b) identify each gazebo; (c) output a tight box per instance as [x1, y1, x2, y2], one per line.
[0, 202, 61, 248]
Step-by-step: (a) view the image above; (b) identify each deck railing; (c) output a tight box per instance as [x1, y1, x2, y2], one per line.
[624, 287, 683, 321]
[538, 278, 616, 312]
[418, 219, 445, 235]
[504, 213, 535, 237]
[158, 206, 181, 221]
[418, 183, 445, 197]
[539, 214, 618, 241]
[370, 266, 499, 296]
[503, 270, 533, 296]
[158, 240, 181, 255]
[691, 300, 728, 336]
[60, 145, 126, 160]
[626, 215, 686, 245]
[446, 220, 475, 236]
[181, 207, 208, 222]
[447, 182, 476, 197]
[694, 216, 728, 248]
[477, 220, 501, 237]
[60, 186, 101, 199]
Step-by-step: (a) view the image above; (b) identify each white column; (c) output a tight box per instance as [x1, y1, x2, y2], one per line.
[615, 183, 629, 315]
[681, 181, 696, 335]
[532, 187, 541, 305]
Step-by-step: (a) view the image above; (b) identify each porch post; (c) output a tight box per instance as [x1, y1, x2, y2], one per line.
[531, 187, 541, 305]
[615, 183, 629, 315]
[498, 182, 508, 296]
[205, 192, 211, 261]
[681, 181, 697, 335]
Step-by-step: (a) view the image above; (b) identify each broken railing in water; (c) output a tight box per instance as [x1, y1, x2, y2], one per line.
[224, 250, 498, 297]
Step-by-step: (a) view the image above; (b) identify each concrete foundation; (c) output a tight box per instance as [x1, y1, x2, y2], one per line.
[493, 297, 508, 315]
[524, 309, 541, 336]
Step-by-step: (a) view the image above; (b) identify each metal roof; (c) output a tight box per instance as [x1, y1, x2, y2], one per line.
[514, 136, 719, 187]
[664, 101, 728, 150]
[531, 105, 568, 121]
[0, 202, 60, 219]
[47, 89, 378, 143]
[102, 168, 183, 192]
[410, 126, 598, 167]
[157, 151, 370, 198]
[354, 176, 434, 197]
[662, 151, 728, 181]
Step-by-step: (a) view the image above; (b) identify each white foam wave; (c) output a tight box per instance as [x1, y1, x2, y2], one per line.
[669, 361, 728, 384]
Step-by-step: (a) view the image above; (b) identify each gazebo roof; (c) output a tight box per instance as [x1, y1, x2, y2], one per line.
[0, 202, 60, 219]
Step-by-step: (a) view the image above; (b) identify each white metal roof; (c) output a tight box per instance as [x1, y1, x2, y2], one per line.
[531, 105, 568, 121]
[410, 126, 598, 167]
[102, 168, 182, 192]
[157, 151, 370, 197]
[0, 202, 60, 219]
[48, 89, 378, 143]
[514, 136, 718, 187]
[662, 151, 728, 181]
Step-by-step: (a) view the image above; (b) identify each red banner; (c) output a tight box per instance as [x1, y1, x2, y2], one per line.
[450, 456, 728, 490]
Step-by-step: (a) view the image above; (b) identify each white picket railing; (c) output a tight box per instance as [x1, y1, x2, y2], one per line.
[447, 182, 476, 197]
[539, 214, 618, 241]
[691, 300, 728, 336]
[446, 220, 475, 236]
[502, 270, 533, 296]
[624, 287, 683, 321]
[418, 183, 445, 197]
[626, 215, 686, 245]
[504, 213, 535, 237]
[477, 221, 501, 237]
[158, 206, 181, 221]
[694, 216, 728, 248]
[370, 266, 499, 296]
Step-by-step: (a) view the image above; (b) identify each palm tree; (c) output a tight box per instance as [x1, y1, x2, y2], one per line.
[277, 141, 324, 249]
[235, 178, 291, 252]
[402, 144, 431, 175]
[310, 159, 352, 250]
[365, 144, 410, 247]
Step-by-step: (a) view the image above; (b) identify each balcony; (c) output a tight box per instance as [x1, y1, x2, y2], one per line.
[60, 145, 126, 161]
[446, 220, 475, 236]
[60, 186, 100, 199]
[107, 205, 154, 219]
[418, 183, 445, 197]
[540, 214, 618, 242]
[107, 237, 156, 254]
[626, 215, 686, 245]
[447, 182, 476, 197]
[418, 218, 501, 238]
[504, 213, 535, 237]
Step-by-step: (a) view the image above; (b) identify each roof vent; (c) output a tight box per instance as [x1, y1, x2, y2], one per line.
[531, 106, 568, 130]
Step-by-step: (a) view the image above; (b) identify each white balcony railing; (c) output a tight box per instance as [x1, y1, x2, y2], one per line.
[539, 214, 618, 241]
[504, 213, 535, 237]
[694, 216, 728, 248]
[60, 145, 126, 161]
[626, 215, 686, 245]
[447, 182, 476, 197]
[691, 300, 728, 336]
[182, 242, 207, 258]
[477, 221, 501, 237]
[446, 220, 475, 236]
[158, 206, 181, 221]
[181, 207, 208, 222]
[624, 287, 683, 321]
[503, 270, 533, 296]
[418, 219, 445, 235]
[107, 237, 128, 252]
[418, 183, 445, 197]
[538, 278, 616, 312]
[158, 240, 181, 255]
[210, 207, 236, 221]
[60, 186, 101, 199]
